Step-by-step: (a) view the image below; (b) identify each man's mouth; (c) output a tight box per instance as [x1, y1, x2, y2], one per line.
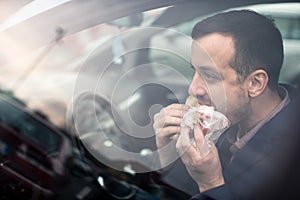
[195, 96, 212, 107]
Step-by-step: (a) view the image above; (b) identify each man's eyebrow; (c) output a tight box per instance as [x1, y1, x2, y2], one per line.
[194, 65, 219, 73]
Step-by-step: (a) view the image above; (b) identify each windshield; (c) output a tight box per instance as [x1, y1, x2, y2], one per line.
[0, 1, 299, 199]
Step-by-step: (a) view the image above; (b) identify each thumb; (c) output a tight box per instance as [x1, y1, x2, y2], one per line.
[176, 125, 191, 154]
[194, 124, 212, 157]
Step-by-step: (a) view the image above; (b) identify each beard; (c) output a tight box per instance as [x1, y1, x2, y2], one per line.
[228, 96, 251, 126]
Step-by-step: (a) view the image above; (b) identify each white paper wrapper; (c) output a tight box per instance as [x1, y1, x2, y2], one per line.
[181, 105, 230, 146]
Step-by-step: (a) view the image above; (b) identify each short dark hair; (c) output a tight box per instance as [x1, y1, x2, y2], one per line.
[192, 10, 283, 91]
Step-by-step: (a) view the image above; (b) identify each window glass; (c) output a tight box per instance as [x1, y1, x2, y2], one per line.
[0, 99, 61, 153]
[273, 17, 300, 40]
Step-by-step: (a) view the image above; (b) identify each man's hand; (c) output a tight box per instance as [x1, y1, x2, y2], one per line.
[153, 103, 189, 167]
[176, 124, 225, 192]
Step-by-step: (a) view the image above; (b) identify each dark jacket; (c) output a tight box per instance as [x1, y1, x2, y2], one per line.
[192, 87, 300, 200]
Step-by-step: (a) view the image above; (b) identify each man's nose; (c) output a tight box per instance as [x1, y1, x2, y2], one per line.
[188, 72, 207, 97]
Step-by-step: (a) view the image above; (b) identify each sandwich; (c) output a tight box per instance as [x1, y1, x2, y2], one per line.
[181, 96, 230, 145]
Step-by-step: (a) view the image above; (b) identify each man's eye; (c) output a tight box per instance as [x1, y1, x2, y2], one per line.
[202, 72, 220, 82]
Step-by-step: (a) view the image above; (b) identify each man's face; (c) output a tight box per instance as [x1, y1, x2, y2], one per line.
[189, 33, 250, 124]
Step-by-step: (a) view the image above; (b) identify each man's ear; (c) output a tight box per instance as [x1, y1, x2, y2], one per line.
[247, 69, 269, 97]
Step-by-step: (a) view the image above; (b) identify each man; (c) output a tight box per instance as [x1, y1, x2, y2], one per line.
[153, 10, 300, 199]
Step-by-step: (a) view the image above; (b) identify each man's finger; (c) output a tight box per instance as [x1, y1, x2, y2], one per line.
[176, 126, 191, 153]
[194, 124, 211, 157]
[155, 126, 180, 138]
[165, 103, 189, 111]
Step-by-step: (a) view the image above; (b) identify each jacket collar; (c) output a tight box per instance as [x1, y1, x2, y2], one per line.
[222, 86, 300, 180]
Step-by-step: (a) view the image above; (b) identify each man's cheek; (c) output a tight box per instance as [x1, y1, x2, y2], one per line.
[208, 84, 227, 113]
